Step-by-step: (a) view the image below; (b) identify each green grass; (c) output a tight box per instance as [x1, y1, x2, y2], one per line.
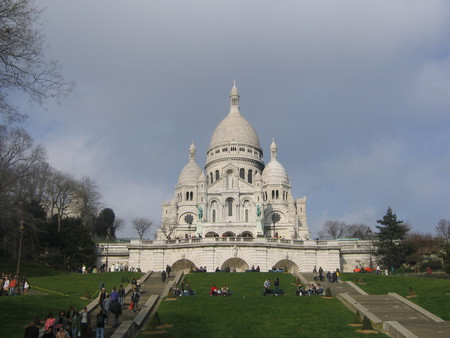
[0, 258, 65, 277]
[0, 271, 143, 338]
[342, 273, 450, 320]
[138, 272, 387, 338]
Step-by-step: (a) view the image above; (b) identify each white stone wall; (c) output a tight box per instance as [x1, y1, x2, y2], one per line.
[98, 239, 371, 273]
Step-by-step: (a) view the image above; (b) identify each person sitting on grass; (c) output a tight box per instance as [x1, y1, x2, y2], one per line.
[263, 279, 271, 296]
[221, 285, 230, 296]
[316, 284, 324, 295]
[210, 284, 218, 296]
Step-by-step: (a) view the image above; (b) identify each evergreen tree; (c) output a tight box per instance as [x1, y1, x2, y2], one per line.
[95, 208, 115, 238]
[375, 207, 410, 269]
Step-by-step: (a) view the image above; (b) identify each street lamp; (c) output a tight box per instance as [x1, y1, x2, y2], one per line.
[105, 227, 111, 272]
[367, 229, 373, 270]
[16, 219, 25, 275]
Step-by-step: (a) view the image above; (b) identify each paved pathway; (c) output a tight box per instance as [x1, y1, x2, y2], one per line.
[300, 272, 450, 337]
[92, 273, 174, 337]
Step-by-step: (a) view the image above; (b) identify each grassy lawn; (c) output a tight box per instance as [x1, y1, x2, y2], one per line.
[0, 269, 142, 338]
[342, 272, 450, 320]
[138, 272, 387, 338]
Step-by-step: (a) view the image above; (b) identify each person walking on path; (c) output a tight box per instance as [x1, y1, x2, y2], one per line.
[111, 299, 122, 328]
[71, 312, 80, 338]
[130, 288, 140, 312]
[166, 264, 172, 278]
[96, 309, 106, 338]
[102, 294, 111, 323]
[118, 285, 125, 307]
[161, 270, 167, 282]
[110, 287, 118, 303]
[80, 306, 90, 337]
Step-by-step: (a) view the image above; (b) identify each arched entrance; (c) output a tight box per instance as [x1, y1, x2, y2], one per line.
[271, 259, 299, 274]
[171, 259, 196, 273]
[222, 231, 236, 237]
[221, 258, 249, 272]
[205, 232, 219, 237]
[239, 231, 253, 237]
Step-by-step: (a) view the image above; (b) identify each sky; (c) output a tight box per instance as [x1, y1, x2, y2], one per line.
[14, 0, 450, 238]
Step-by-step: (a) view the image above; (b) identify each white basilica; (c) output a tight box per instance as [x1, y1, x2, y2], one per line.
[157, 83, 310, 241]
[99, 84, 371, 273]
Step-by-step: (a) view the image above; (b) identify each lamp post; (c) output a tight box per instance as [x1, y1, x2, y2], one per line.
[16, 219, 25, 275]
[105, 227, 111, 272]
[367, 229, 373, 270]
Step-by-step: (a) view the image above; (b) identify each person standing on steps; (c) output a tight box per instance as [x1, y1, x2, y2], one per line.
[161, 270, 167, 282]
[131, 288, 140, 312]
[166, 264, 172, 278]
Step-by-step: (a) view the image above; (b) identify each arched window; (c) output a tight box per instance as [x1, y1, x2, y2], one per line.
[190, 191, 193, 201]
[276, 190, 279, 199]
[186, 192, 189, 201]
[240, 168, 245, 179]
[210, 173, 213, 184]
[272, 190, 275, 199]
[245, 209, 249, 222]
[226, 198, 233, 216]
[248, 169, 253, 183]
[215, 170, 220, 180]
[212, 210, 216, 223]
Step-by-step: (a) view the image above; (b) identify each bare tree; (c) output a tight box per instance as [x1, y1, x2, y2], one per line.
[318, 220, 348, 239]
[132, 217, 153, 240]
[436, 219, 450, 243]
[73, 176, 101, 231]
[160, 218, 177, 240]
[347, 223, 372, 240]
[46, 169, 77, 231]
[111, 217, 124, 237]
[0, 0, 74, 123]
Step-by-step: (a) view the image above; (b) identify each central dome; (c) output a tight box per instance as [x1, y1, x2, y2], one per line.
[209, 84, 261, 149]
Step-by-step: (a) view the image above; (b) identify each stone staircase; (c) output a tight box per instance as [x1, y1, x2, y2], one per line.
[298, 272, 450, 338]
[97, 272, 175, 337]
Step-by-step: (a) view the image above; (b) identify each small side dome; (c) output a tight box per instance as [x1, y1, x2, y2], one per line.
[262, 160, 289, 185]
[177, 143, 203, 186]
[262, 139, 289, 185]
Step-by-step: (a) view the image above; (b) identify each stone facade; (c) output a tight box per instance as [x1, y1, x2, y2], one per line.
[157, 83, 309, 240]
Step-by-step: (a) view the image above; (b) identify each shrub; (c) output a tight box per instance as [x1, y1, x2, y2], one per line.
[325, 287, 332, 297]
[397, 266, 414, 274]
[407, 286, 415, 296]
[353, 310, 362, 324]
[362, 316, 373, 330]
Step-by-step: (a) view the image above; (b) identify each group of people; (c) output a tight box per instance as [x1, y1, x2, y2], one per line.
[161, 264, 172, 282]
[209, 284, 231, 296]
[39, 306, 90, 338]
[313, 266, 340, 283]
[98, 285, 125, 327]
[172, 283, 194, 296]
[262, 277, 282, 296]
[295, 283, 324, 296]
[81, 263, 141, 274]
[194, 266, 207, 272]
[1, 273, 30, 296]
